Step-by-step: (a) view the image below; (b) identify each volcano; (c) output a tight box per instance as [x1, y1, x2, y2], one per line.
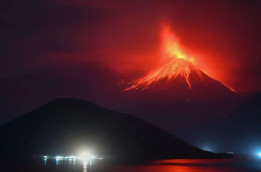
[121, 58, 240, 134]
[121, 27, 242, 134]
[125, 26, 236, 94]
[123, 27, 238, 107]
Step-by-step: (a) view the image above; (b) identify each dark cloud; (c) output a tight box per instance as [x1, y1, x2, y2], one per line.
[0, 0, 109, 76]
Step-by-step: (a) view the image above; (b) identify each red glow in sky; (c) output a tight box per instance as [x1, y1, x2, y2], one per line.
[1, 0, 261, 92]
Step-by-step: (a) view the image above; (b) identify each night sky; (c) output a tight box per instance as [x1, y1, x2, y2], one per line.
[1, 0, 261, 92]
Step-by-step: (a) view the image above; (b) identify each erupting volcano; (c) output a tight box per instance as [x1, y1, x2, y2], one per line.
[125, 26, 236, 93]
[120, 26, 240, 133]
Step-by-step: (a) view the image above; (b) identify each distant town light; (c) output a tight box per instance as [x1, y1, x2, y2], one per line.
[55, 156, 63, 160]
[42, 152, 101, 168]
[200, 145, 213, 152]
[68, 156, 77, 160]
[79, 152, 91, 160]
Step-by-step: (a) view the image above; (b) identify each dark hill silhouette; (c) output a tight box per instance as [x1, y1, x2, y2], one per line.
[0, 98, 225, 161]
[0, 62, 124, 124]
[185, 93, 261, 153]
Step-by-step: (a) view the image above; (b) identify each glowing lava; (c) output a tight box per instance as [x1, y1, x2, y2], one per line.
[125, 58, 201, 90]
[124, 26, 236, 92]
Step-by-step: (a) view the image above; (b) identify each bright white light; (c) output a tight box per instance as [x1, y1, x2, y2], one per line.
[79, 152, 91, 160]
[90, 155, 96, 159]
[78, 151, 97, 168]
[55, 156, 63, 160]
[258, 152, 261, 158]
[79, 152, 91, 168]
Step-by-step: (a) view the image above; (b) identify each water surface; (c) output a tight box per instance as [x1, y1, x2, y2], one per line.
[1, 158, 261, 172]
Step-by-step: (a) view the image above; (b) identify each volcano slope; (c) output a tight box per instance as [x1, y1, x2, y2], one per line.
[121, 58, 242, 134]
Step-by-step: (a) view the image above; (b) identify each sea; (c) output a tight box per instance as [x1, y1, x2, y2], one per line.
[1, 158, 261, 172]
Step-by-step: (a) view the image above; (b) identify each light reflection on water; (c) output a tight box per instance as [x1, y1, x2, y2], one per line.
[41, 158, 261, 172]
[108, 159, 261, 172]
[44, 158, 92, 172]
